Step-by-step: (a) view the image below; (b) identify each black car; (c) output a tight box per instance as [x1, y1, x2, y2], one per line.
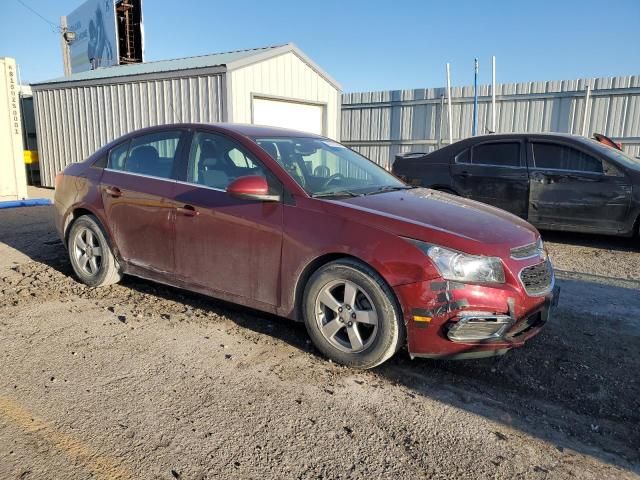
[392, 133, 640, 237]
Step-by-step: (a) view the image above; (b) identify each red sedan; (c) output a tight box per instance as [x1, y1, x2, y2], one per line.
[54, 124, 558, 368]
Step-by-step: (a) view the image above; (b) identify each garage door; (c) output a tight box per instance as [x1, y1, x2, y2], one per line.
[252, 97, 324, 135]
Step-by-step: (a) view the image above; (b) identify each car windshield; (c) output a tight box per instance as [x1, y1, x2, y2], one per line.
[583, 138, 640, 170]
[254, 137, 408, 197]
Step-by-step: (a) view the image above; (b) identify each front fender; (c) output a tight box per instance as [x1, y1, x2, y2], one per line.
[279, 203, 440, 319]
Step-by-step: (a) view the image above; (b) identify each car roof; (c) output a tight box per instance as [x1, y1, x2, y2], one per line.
[420, 132, 589, 158]
[464, 132, 584, 142]
[121, 122, 326, 139]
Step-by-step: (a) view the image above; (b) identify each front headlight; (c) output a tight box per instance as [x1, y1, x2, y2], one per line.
[406, 239, 505, 284]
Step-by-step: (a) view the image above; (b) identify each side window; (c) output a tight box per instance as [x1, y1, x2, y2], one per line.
[454, 148, 470, 164]
[93, 155, 107, 168]
[603, 160, 623, 177]
[125, 130, 183, 179]
[187, 131, 267, 190]
[532, 143, 603, 174]
[108, 141, 130, 171]
[227, 148, 259, 168]
[472, 142, 520, 167]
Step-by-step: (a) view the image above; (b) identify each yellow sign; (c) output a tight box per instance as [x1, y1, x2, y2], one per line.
[23, 150, 39, 165]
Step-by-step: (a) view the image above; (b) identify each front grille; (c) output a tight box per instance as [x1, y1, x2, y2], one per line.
[520, 261, 553, 296]
[511, 242, 538, 259]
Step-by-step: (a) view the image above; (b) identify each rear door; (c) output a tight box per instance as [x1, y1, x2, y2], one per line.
[100, 129, 188, 275]
[449, 139, 529, 217]
[527, 140, 632, 232]
[172, 130, 284, 306]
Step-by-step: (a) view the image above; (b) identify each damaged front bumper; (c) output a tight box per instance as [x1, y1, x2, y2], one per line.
[394, 276, 560, 360]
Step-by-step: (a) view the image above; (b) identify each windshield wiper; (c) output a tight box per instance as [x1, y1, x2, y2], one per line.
[364, 185, 416, 196]
[312, 190, 363, 198]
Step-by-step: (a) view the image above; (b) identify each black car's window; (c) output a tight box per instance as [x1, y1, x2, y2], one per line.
[584, 137, 640, 171]
[532, 143, 603, 174]
[602, 160, 624, 177]
[124, 131, 183, 179]
[187, 131, 267, 190]
[108, 141, 130, 170]
[455, 148, 470, 164]
[472, 142, 520, 167]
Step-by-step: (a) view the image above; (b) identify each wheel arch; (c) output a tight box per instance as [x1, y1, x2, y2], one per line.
[63, 206, 117, 257]
[64, 207, 96, 246]
[293, 253, 404, 324]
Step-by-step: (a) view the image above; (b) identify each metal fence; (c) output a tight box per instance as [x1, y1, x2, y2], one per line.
[341, 75, 640, 169]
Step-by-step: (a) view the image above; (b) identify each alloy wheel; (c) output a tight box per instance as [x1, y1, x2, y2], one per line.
[314, 279, 379, 353]
[73, 227, 103, 277]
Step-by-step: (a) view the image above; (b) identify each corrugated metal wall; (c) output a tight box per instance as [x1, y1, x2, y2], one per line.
[342, 76, 640, 169]
[33, 74, 225, 186]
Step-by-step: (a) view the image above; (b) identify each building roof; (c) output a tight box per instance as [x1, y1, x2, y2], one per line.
[31, 43, 341, 90]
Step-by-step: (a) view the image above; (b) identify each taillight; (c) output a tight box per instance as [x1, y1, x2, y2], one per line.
[55, 172, 63, 189]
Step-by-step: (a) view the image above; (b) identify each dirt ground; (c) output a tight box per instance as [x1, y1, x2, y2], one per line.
[0, 205, 638, 480]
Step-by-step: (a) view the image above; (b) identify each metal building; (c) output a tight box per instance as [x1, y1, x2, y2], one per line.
[31, 43, 342, 187]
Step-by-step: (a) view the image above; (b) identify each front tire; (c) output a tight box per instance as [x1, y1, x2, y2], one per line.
[68, 215, 122, 287]
[303, 259, 405, 369]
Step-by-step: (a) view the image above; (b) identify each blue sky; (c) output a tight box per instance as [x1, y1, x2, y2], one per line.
[2, 0, 639, 92]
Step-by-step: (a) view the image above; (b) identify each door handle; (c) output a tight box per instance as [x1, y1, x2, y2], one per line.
[176, 205, 199, 217]
[104, 186, 122, 197]
[459, 171, 471, 178]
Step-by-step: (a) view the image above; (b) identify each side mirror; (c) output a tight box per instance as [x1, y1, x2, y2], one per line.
[226, 175, 281, 202]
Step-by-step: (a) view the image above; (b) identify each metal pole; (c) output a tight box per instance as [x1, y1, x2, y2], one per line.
[491, 55, 496, 133]
[472, 58, 478, 136]
[446, 63, 453, 145]
[438, 94, 444, 149]
[60, 16, 71, 77]
[581, 84, 591, 137]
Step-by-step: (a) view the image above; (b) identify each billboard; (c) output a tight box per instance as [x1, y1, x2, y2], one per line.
[66, 0, 118, 73]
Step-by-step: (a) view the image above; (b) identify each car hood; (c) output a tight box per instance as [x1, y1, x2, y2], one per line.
[330, 188, 538, 253]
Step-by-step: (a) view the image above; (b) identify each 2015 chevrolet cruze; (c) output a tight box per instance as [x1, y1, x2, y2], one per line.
[54, 123, 559, 368]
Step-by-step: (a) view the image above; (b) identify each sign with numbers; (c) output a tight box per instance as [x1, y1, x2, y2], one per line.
[0, 57, 27, 200]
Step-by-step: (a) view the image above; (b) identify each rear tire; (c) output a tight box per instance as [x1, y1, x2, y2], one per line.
[303, 259, 405, 369]
[68, 215, 122, 287]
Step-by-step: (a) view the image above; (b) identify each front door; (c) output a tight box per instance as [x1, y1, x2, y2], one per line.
[449, 140, 529, 217]
[100, 129, 187, 275]
[527, 140, 632, 232]
[173, 130, 284, 306]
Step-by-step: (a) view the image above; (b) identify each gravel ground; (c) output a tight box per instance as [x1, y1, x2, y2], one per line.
[0, 206, 638, 479]
[544, 230, 640, 282]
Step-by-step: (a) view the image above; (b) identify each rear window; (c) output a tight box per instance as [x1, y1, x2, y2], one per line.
[125, 131, 183, 179]
[455, 148, 470, 164]
[107, 141, 130, 170]
[471, 142, 520, 167]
